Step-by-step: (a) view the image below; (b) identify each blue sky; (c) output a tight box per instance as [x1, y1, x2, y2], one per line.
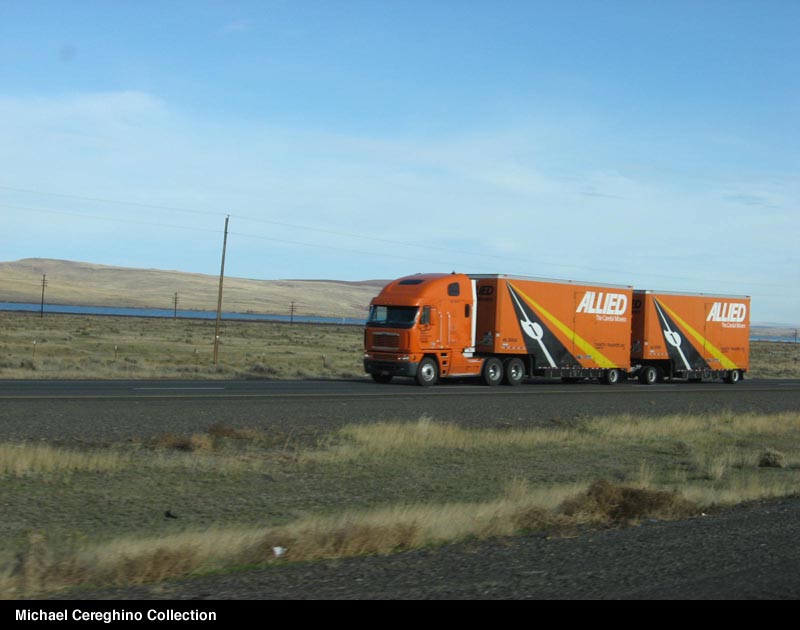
[0, 1, 797, 323]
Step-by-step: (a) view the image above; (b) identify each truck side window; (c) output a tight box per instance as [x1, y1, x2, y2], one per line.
[448, 282, 460, 296]
[421, 306, 431, 325]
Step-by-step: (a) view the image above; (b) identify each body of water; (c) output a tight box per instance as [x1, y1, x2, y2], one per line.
[751, 336, 798, 343]
[2, 302, 797, 341]
[0, 302, 365, 326]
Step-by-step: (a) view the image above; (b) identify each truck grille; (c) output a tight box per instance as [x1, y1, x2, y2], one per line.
[372, 332, 400, 349]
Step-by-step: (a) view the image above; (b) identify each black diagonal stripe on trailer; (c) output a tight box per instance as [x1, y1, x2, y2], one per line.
[653, 299, 709, 371]
[508, 285, 579, 368]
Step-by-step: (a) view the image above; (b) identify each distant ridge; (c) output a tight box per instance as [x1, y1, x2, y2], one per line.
[0, 259, 387, 319]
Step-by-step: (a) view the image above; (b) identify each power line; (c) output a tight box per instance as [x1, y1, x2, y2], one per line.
[0, 203, 222, 235]
[0, 191, 792, 291]
[0, 199, 458, 267]
[0, 185, 222, 218]
[1, 200, 788, 291]
[231, 212, 511, 261]
[227, 230, 463, 267]
[1, 184, 505, 261]
[0, 183, 663, 272]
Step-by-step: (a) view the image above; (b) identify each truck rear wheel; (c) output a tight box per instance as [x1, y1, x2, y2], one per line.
[481, 357, 504, 386]
[503, 358, 525, 386]
[724, 370, 742, 384]
[416, 357, 439, 387]
[638, 365, 659, 385]
[602, 369, 622, 385]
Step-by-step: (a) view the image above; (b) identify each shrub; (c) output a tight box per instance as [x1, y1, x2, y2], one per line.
[758, 448, 787, 469]
[559, 480, 699, 524]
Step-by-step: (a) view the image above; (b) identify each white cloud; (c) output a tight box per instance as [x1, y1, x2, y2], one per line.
[0, 90, 796, 322]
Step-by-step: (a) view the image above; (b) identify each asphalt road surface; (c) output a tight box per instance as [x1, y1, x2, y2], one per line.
[1, 377, 799, 443]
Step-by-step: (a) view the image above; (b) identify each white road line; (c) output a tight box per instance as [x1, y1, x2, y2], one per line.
[133, 387, 226, 391]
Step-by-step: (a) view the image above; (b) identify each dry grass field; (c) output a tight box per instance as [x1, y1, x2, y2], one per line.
[0, 311, 365, 380]
[748, 339, 800, 378]
[1, 411, 799, 598]
[0, 309, 797, 380]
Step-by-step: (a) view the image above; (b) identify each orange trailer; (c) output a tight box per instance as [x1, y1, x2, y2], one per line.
[363, 273, 633, 386]
[473, 275, 632, 383]
[630, 290, 750, 384]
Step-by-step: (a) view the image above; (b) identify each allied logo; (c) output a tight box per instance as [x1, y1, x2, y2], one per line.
[576, 291, 628, 316]
[707, 302, 747, 323]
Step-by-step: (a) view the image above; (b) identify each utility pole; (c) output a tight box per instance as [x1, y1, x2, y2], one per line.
[39, 274, 47, 318]
[213, 215, 230, 365]
[290, 301, 296, 325]
[173, 292, 179, 320]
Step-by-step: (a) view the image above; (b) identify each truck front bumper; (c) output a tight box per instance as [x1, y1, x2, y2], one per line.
[363, 357, 419, 378]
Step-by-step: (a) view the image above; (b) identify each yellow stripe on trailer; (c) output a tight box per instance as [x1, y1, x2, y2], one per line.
[510, 282, 616, 369]
[659, 302, 738, 369]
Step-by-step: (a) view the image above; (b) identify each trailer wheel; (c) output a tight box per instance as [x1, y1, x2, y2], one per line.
[416, 357, 439, 387]
[638, 365, 659, 385]
[602, 369, 622, 385]
[481, 357, 504, 386]
[724, 370, 742, 384]
[503, 358, 525, 386]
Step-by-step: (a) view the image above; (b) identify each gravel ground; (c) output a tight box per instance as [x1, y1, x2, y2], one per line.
[51, 497, 800, 600]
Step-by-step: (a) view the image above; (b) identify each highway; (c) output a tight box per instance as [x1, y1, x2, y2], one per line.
[1, 377, 798, 443]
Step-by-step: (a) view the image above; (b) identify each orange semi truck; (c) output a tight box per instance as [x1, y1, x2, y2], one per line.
[364, 273, 634, 386]
[363, 273, 749, 386]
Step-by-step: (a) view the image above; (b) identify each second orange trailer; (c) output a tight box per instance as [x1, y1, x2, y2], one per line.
[630, 290, 750, 384]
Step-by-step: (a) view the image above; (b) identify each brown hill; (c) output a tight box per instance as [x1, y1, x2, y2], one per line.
[0, 259, 386, 319]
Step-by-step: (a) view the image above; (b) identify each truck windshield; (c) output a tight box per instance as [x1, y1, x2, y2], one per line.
[367, 305, 419, 329]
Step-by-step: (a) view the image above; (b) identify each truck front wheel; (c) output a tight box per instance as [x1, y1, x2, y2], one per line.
[416, 357, 439, 387]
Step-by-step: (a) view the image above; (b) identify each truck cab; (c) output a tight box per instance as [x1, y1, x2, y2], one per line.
[363, 273, 483, 385]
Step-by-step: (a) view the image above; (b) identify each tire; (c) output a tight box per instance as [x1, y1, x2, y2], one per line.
[371, 373, 393, 384]
[415, 357, 439, 387]
[503, 358, 525, 386]
[724, 369, 742, 384]
[481, 357, 504, 386]
[638, 365, 659, 385]
[602, 369, 622, 385]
